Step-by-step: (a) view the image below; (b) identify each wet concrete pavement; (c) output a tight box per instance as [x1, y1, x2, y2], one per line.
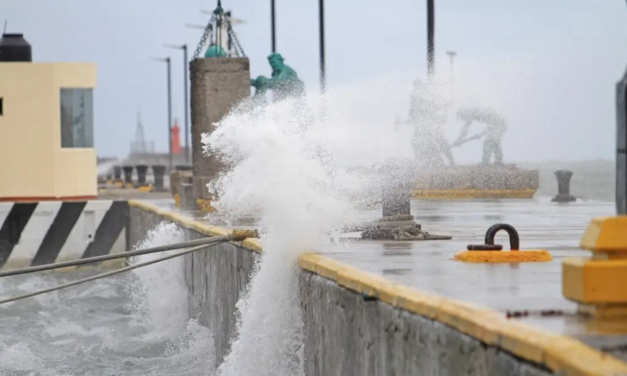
[142, 197, 627, 358]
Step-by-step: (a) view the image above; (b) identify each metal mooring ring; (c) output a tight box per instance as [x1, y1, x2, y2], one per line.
[466, 223, 520, 251]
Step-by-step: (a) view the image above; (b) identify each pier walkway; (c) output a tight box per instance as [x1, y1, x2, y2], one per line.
[133, 196, 627, 371]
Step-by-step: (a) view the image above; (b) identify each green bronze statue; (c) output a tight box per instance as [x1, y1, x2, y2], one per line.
[251, 53, 305, 102]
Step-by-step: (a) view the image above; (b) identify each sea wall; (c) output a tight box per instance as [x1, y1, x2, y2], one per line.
[299, 272, 550, 376]
[128, 201, 624, 376]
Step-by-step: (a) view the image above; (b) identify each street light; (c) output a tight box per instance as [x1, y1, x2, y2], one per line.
[151, 57, 173, 171]
[319, 0, 326, 93]
[271, 0, 276, 52]
[427, 0, 435, 79]
[164, 43, 190, 164]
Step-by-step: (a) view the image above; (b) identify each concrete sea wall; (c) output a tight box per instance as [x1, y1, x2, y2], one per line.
[128, 201, 626, 375]
[300, 273, 550, 376]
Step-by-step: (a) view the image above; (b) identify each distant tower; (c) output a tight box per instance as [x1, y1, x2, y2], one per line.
[130, 112, 154, 154]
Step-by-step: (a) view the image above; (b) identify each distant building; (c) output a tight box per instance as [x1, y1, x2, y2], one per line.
[0, 33, 97, 200]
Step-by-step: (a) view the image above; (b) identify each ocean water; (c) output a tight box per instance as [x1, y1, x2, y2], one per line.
[0, 223, 215, 376]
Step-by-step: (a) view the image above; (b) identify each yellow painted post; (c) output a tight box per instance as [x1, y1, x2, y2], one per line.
[563, 216, 627, 318]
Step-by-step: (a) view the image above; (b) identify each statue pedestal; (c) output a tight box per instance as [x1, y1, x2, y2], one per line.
[412, 164, 539, 199]
[189, 57, 250, 211]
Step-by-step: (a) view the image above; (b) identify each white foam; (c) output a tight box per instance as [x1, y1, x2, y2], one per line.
[206, 71, 511, 374]
[126, 222, 190, 342]
[205, 77, 426, 375]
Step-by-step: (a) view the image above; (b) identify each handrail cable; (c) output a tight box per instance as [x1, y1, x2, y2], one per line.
[0, 243, 213, 305]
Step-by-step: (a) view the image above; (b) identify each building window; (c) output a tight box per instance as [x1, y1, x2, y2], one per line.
[60, 88, 94, 148]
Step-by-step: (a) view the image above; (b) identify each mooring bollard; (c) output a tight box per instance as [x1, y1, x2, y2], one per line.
[152, 165, 167, 191]
[551, 169, 576, 203]
[122, 166, 134, 188]
[135, 165, 149, 187]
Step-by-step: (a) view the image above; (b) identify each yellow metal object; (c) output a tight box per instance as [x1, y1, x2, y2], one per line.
[580, 216, 627, 253]
[174, 194, 181, 207]
[196, 199, 216, 213]
[411, 188, 536, 200]
[114, 181, 123, 188]
[124, 183, 134, 189]
[563, 216, 627, 317]
[138, 186, 153, 193]
[454, 250, 552, 263]
[563, 257, 627, 304]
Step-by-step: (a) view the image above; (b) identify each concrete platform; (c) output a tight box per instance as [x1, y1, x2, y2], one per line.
[138, 197, 626, 363]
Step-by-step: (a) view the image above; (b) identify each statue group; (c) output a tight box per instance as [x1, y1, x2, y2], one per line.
[248, 54, 506, 169]
[399, 79, 507, 169]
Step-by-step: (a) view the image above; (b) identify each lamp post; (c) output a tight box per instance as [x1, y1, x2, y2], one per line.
[319, 0, 326, 93]
[271, 0, 277, 52]
[164, 44, 190, 164]
[427, 0, 435, 79]
[151, 57, 173, 171]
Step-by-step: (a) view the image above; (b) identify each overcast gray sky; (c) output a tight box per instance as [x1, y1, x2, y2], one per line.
[3, 0, 626, 162]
